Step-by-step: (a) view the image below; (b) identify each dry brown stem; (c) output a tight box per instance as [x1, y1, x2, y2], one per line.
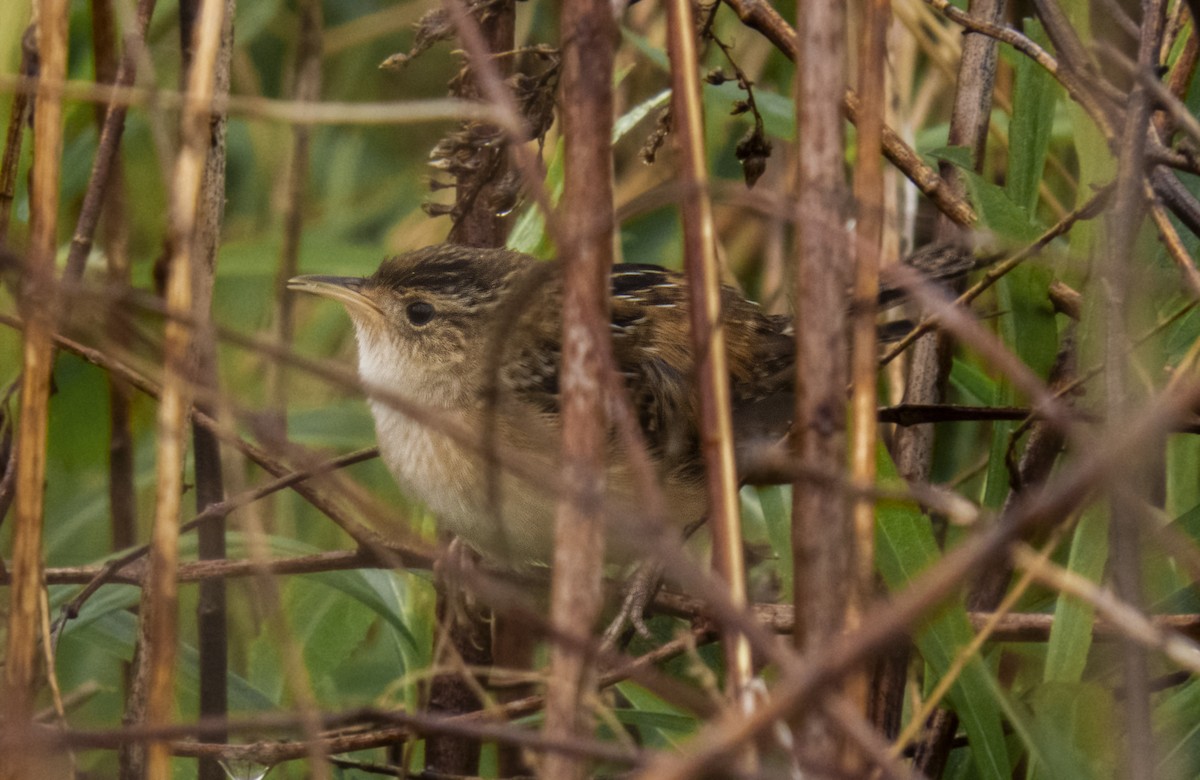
[1102, 2, 1169, 773]
[541, 0, 617, 776]
[0, 23, 35, 244]
[1, 3, 68, 777]
[135, 0, 228, 774]
[667, 0, 753, 718]
[637, 375, 1200, 780]
[850, 0, 889, 753]
[0, 72, 494, 126]
[720, 0, 977, 226]
[63, 0, 156, 282]
[791, 0, 851, 767]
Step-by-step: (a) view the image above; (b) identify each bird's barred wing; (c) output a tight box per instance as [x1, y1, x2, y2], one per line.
[499, 263, 797, 479]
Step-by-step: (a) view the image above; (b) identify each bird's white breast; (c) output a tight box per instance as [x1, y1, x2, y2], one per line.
[354, 321, 559, 562]
[366, 397, 562, 562]
[353, 326, 705, 564]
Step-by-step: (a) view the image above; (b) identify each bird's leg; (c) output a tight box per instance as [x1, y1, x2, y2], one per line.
[599, 516, 708, 652]
[433, 536, 484, 635]
[601, 559, 664, 650]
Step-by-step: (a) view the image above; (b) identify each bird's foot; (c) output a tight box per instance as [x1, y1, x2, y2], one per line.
[601, 559, 664, 651]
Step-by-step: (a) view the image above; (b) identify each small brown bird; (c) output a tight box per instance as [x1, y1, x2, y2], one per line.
[289, 243, 797, 564]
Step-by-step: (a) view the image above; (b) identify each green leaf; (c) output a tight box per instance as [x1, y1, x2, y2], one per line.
[980, 410, 1015, 511]
[51, 583, 142, 632]
[614, 89, 671, 143]
[508, 140, 563, 257]
[1157, 678, 1200, 776]
[236, 0, 285, 46]
[287, 576, 379, 701]
[1171, 501, 1200, 543]
[616, 682, 699, 749]
[68, 610, 277, 712]
[704, 81, 795, 140]
[621, 28, 670, 71]
[1164, 305, 1200, 367]
[287, 401, 377, 448]
[962, 169, 1042, 244]
[1148, 502, 1200, 611]
[744, 484, 792, 600]
[996, 260, 1059, 383]
[927, 144, 974, 170]
[1006, 20, 1061, 215]
[1066, 97, 1116, 258]
[949, 357, 999, 405]
[226, 535, 421, 659]
[876, 445, 1013, 780]
[612, 708, 698, 732]
[1044, 506, 1108, 684]
[955, 124, 1060, 400]
[1022, 681, 1116, 780]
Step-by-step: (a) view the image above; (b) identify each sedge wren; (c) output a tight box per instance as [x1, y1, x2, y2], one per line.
[289, 243, 798, 563]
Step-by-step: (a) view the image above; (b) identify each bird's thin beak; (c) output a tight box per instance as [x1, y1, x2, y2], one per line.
[288, 275, 381, 318]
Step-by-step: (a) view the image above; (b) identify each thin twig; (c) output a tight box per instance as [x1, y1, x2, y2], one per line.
[0, 310, 425, 564]
[1013, 545, 1200, 675]
[635, 376, 1200, 780]
[179, 1, 237, 774]
[0, 26, 36, 244]
[926, 0, 1117, 139]
[1146, 185, 1200, 299]
[0, 73, 497, 127]
[42, 707, 643, 767]
[791, 0, 854, 767]
[719, 0, 977, 225]
[55, 447, 378, 625]
[63, 0, 157, 281]
[1103, 1, 1168, 772]
[34, 548, 384, 588]
[879, 186, 1112, 367]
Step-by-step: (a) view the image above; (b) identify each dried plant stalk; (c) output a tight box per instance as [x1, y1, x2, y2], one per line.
[1103, 2, 1169, 773]
[134, 0, 228, 775]
[64, 0, 156, 281]
[180, 1, 236, 776]
[0, 2, 68, 777]
[901, 4, 1002, 766]
[720, 0, 976, 226]
[850, 0, 890, 755]
[0, 72, 493, 126]
[268, 0, 323, 436]
[541, 0, 617, 775]
[665, 0, 753, 715]
[425, 1, 518, 773]
[792, 0, 851, 765]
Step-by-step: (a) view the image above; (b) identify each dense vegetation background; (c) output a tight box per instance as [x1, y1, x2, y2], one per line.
[3, 0, 1200, 778]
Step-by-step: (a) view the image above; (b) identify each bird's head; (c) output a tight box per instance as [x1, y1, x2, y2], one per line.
[289, 243, 542, 405]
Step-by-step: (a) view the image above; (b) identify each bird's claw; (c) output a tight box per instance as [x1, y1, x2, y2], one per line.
[601, 560, 664, 650]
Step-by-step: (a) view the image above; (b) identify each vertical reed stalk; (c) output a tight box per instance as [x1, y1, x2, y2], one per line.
[542, 0, 616, 775]
[0, 2, 67, 776]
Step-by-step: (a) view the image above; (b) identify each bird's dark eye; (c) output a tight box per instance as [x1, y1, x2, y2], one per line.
[405, 300, 435, 326]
